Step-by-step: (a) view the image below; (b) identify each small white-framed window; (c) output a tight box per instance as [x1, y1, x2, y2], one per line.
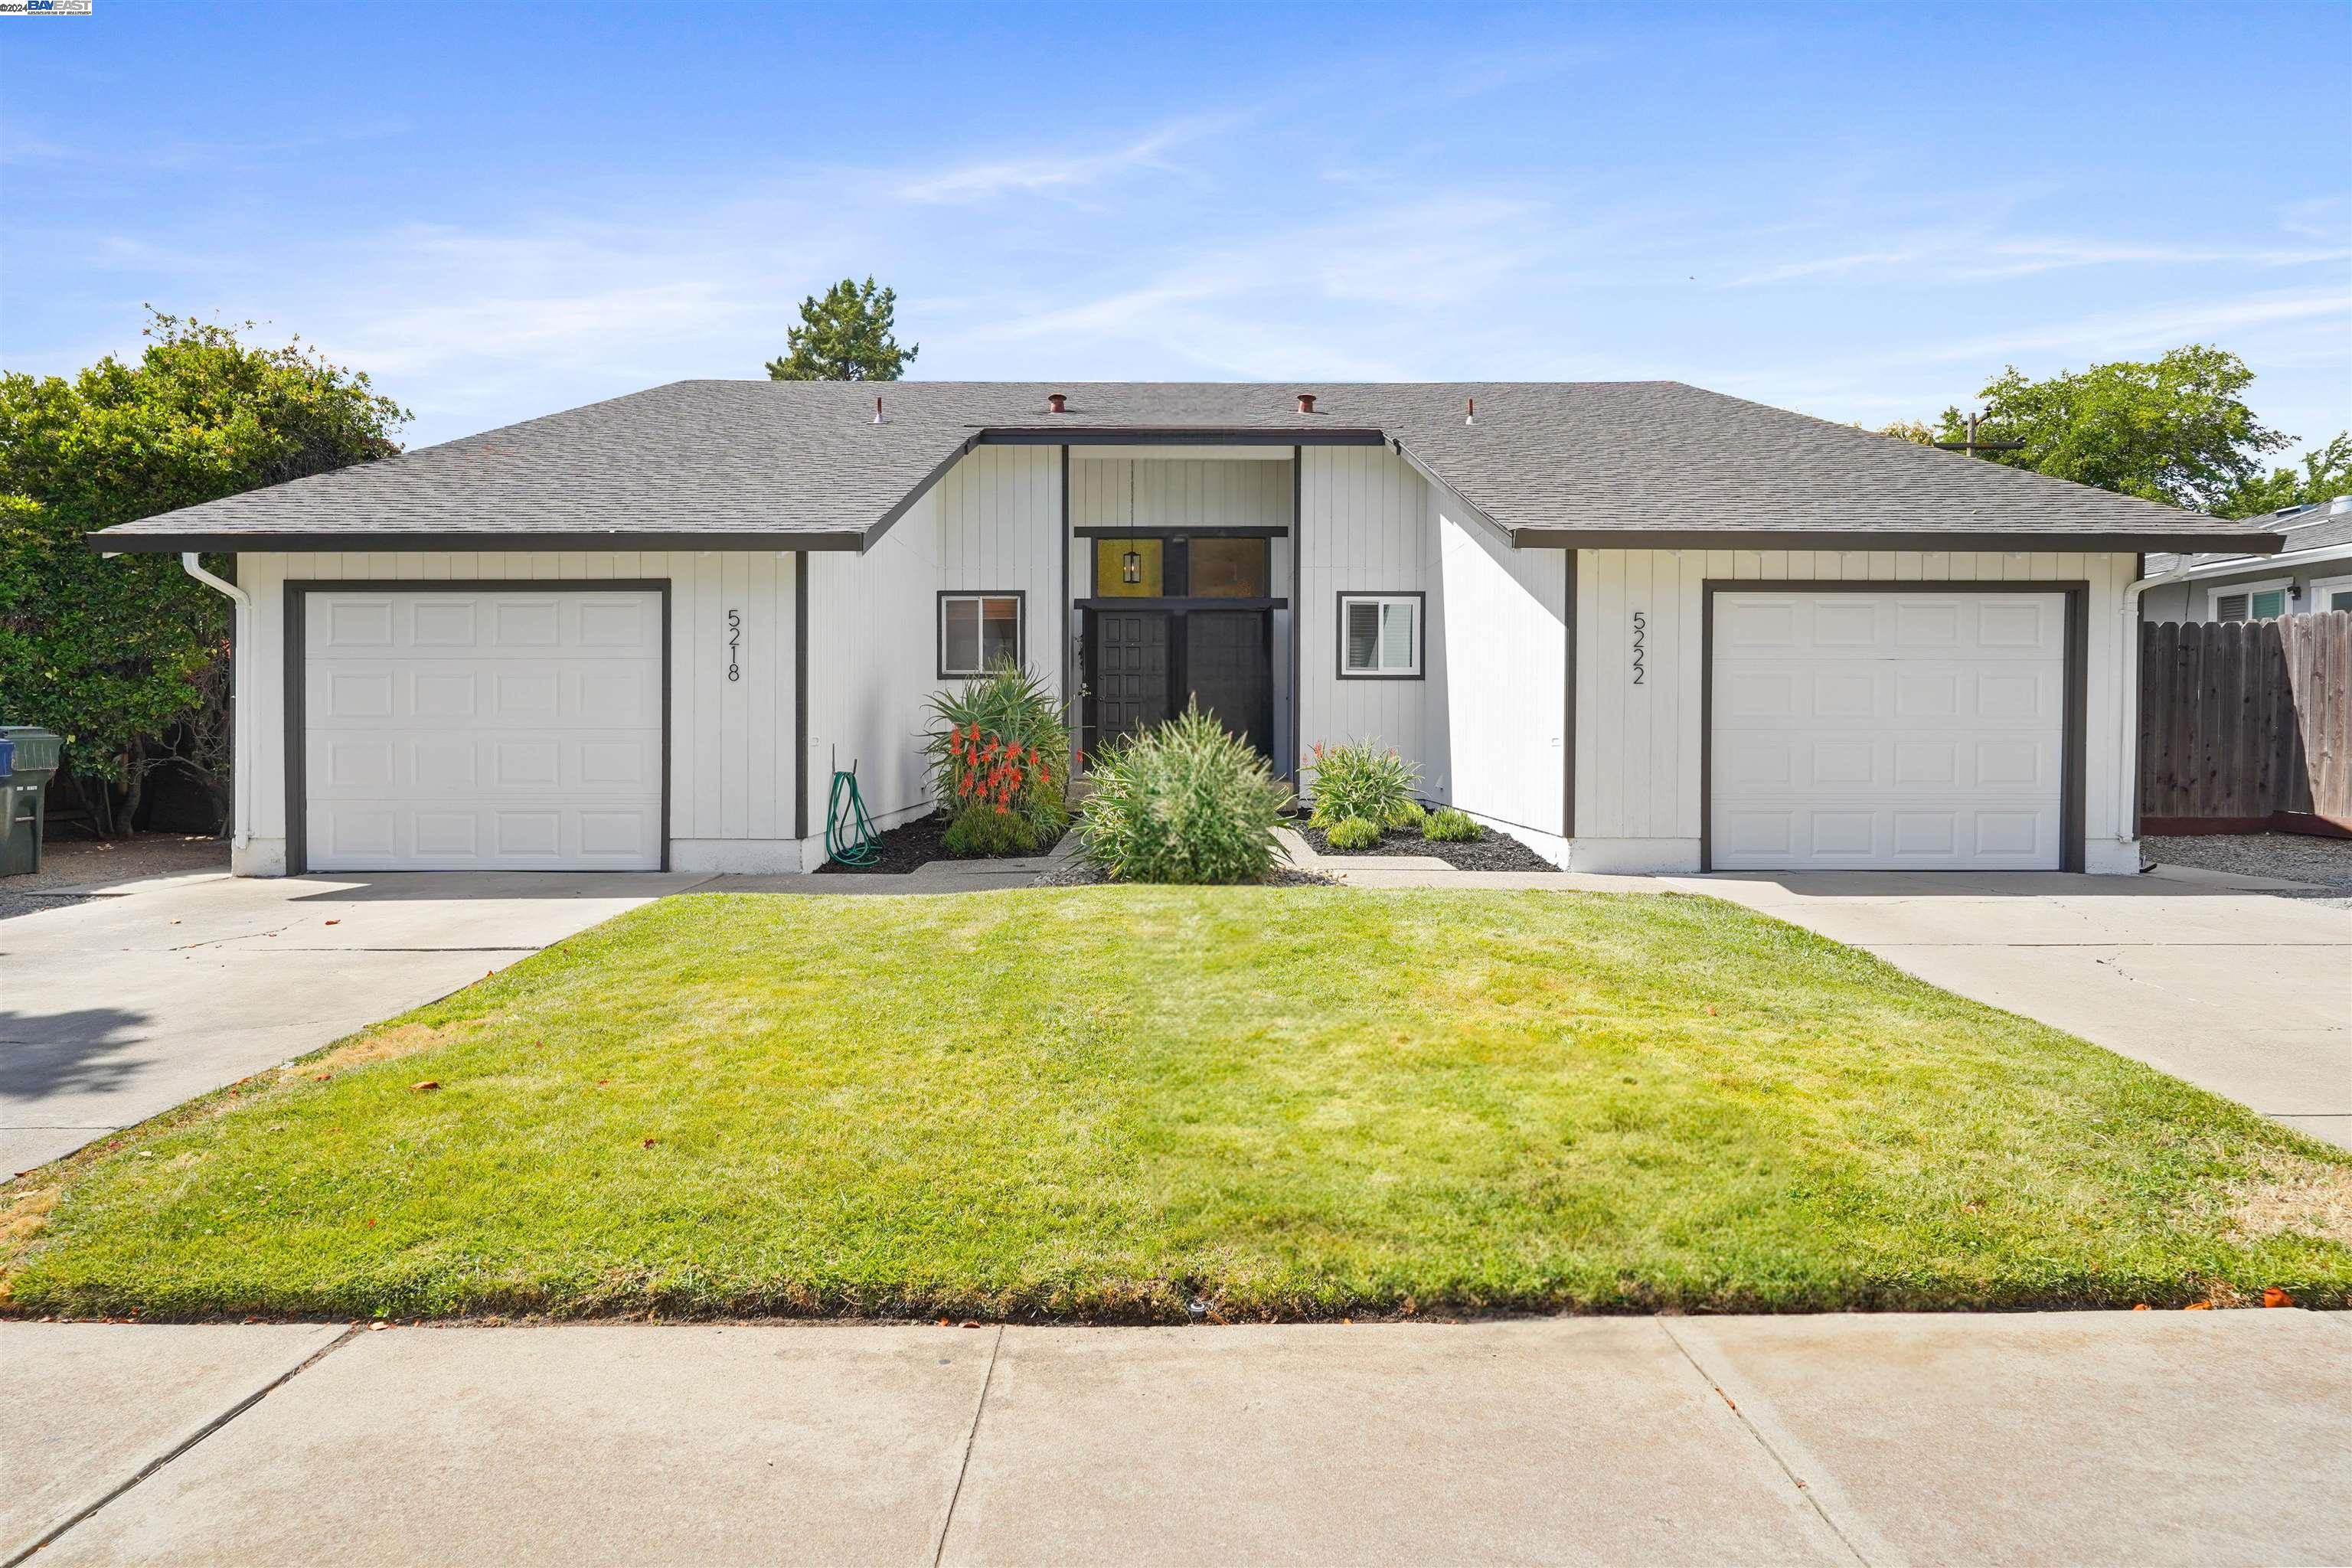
[2308, 574, 2352, 615]
[938, 592, 1023, 678]
[1338, 593, 1423, 679]
[2209, 578, 2292, 623]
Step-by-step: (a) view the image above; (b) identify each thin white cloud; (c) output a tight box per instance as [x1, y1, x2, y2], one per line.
[893, 114, 1242, 204]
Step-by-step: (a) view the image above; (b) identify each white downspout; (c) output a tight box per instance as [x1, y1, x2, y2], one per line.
[180, 553, 252, 855]
[2114, 561, 2196, 861]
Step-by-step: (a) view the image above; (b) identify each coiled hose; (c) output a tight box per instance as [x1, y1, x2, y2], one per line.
[825, 768, 880, 866]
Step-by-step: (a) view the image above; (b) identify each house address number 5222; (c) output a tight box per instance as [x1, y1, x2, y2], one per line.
[1630, 610, 1645, 686]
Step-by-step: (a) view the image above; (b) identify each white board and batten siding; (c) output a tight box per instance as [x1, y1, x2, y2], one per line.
[233, 549, 802, 875]
[1571, 549, 2139, 873]
[807, 444, 1066, 862]
[1295, 446, 1434, 779]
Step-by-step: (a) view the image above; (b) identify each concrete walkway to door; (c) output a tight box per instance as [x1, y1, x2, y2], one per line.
[1333, 862, 2352, 1149]
[2, 867, 710, 1177]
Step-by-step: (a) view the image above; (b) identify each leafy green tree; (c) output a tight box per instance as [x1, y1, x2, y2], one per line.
[764, 276, 919, 381]
[2216, 432, 2352, 518]
[0, 311, 407, 834]
[1929, 345, 2288, 513]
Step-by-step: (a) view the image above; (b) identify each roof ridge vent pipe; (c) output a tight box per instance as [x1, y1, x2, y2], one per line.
[1047, 392, 1067, 414]
[180, 553, 251, 855]
[1465, 397, 1476, 426]
[1296, 392, 1316, 414]
[873, 395, 887, 425]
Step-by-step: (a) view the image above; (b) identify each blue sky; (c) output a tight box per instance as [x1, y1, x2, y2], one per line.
[5, 2, 2347, 461]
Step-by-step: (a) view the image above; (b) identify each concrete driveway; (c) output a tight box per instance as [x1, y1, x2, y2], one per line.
[6, 1313, 2345, 1566]
[1691, 868, 2352, 1148]
[2, 867, 707, 1176]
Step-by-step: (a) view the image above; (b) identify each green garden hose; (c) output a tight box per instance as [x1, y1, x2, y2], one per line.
[826, 768, 881, 866]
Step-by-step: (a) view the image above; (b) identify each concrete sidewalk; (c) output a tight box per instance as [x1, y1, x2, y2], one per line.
[2, 869, 709, 1176]
[5, 1313, 2344, 1566]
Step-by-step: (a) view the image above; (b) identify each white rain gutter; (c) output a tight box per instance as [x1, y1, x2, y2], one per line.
[179, 553, 251, 852]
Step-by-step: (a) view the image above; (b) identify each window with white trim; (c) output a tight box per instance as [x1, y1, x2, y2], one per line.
[2209, 580, 2291, 622]
[1339, 593, 1422, 678]
[2309, 574, 2352, 615]
[939, 593, 1022, 677]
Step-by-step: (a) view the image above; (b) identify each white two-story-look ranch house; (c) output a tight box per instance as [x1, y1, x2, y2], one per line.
[91, 381, 2276, 878]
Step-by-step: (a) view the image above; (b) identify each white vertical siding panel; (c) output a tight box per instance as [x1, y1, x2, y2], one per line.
[1592, 550, 1626, 838]
[1621, 550, 1653, 837]
[720, 551, 750, 839]
[1896, 552, 1922, 582]
[1677, 550, 1706, 835]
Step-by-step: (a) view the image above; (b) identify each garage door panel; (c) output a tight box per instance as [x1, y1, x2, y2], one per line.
[305, 590, 665, 871]
[1712, 590, 2064, 871]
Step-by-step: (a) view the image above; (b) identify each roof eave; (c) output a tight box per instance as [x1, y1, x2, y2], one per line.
[1506, 527, 2285, 553]
[87, 528, 873, 555]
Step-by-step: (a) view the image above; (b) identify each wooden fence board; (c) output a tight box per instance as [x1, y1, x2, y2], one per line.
[2140, 610, 2352, 830]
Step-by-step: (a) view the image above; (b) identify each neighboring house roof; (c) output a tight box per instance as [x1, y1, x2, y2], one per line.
[2145, 495, 2352, 582]
[87, 380, 2282, 554]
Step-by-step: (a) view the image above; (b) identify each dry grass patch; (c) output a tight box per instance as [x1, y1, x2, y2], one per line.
[2235, 1160, 2352, 1247]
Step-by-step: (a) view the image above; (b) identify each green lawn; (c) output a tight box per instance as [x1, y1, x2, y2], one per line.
[7, 888, 2347, 1320]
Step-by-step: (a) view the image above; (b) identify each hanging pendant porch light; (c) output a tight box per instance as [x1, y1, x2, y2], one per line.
[1121, 547, 1143, 584]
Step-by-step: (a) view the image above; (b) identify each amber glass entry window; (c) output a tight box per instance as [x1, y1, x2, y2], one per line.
[1187, 537, 1269, 598]
[1095, 537, 1164, 596]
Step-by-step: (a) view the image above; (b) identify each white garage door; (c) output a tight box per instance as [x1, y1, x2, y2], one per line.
[305, 590, 665, 871]
[1710, 591, 2065, 871]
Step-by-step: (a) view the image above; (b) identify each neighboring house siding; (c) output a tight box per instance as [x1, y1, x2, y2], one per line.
[1430, 504, 1569, 851]
[2142, 561, 2350, 625]
[233, 547, 803, 876]
[1572, 548, 2140, 873]
[1295, 446, 1434, 779]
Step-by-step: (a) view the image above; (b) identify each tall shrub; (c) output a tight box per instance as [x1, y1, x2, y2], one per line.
[1077, 702, 1289, 884]
[923, 664, 1071, 854]
[0, 311, 408, 834]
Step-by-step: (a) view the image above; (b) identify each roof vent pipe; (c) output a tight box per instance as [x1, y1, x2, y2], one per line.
[1465, 397, 1476, 426]
[1047, 393, 1067, 414]
[872, 395, 886, 425]
[1296, 393, 1316, 414]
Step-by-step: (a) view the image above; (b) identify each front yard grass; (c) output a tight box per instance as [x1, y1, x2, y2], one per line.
[8, 888, 2348, 1320]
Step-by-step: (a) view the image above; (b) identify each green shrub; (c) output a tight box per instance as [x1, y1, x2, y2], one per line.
[1423, 807, 1483, 842]
[1304, 740, 1419, 830]
[942, 804, 1043, 857]
[1322, 816, 1386, 851]
[1387, 799, 1427, 829]
[925, 664, 1072, 854]
[1077, 701, 1290, 884]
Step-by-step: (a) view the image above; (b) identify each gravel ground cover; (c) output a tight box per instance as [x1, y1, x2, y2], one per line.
[0, 833, 227, 920]
[2144, 833, 2352, 908]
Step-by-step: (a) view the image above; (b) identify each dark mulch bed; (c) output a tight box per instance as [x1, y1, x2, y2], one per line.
[1297, 818, 1560, 872]
[1031, 859, 1336, 888]
[814, 811, 1064, 874]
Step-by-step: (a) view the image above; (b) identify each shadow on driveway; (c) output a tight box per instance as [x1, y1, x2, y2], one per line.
[0, 1006, 162, 1109]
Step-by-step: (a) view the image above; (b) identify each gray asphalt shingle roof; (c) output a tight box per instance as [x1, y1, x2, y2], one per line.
[90, 380, 2279, 553]
[2146, 495, 2352, 574]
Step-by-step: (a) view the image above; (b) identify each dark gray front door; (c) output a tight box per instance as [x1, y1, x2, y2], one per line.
[1185, 611, 1270, 756]
[1092, 610, 1169, 752]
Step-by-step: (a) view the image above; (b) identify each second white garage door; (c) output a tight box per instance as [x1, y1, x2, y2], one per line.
[1710, 590, 2066, 871]
[304, 588, 665, 871]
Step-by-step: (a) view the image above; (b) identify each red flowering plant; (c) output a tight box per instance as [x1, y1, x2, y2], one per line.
[923, 663, 1073, 856]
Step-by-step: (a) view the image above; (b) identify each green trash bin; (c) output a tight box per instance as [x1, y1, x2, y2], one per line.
[0, 726, 62, 877]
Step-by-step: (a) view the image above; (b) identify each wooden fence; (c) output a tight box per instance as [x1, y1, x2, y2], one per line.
[2138, 610, 2352, 835]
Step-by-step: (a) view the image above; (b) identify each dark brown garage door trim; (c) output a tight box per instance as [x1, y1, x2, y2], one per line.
[284, 580, 675, 876]
[1700, 580, 2089, 874]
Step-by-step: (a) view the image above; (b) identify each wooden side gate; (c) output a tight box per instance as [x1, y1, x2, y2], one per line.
[2137, 610, 2352, 835]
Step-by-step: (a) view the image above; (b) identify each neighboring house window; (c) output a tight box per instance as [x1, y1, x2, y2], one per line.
[2310, 574, 2352, 614]
[1338, 593, 1423, 678]
[2209, 580, 2291, 622]
[939, 592, 1022, 678]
